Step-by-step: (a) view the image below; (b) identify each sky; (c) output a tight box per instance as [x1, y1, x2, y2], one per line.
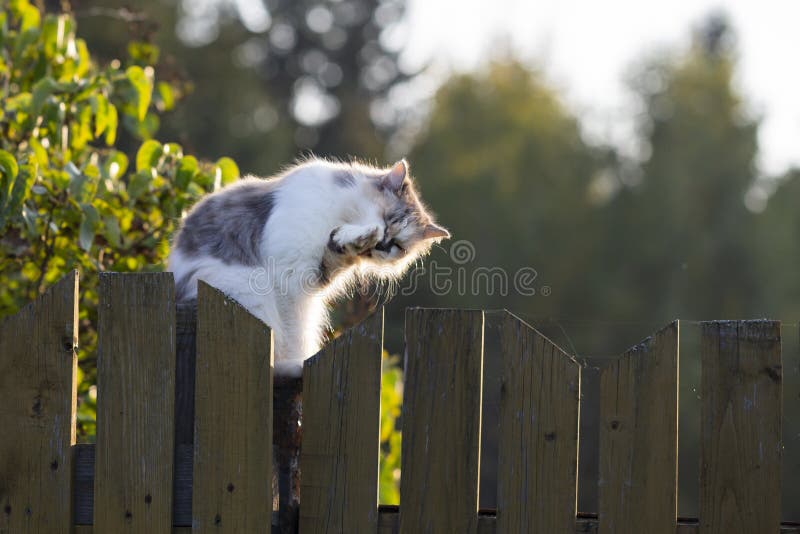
[401, 0, 800, 177]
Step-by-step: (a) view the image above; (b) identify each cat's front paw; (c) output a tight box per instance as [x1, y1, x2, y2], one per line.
[329, 224, 381, 256]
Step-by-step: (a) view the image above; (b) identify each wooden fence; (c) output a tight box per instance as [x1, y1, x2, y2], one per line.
[0, 271, 795, 533]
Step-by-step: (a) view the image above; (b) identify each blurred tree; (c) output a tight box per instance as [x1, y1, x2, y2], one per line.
[607, 13, 761, 321]
[404, 59, 604, 323]
[73, 0, 412, 171]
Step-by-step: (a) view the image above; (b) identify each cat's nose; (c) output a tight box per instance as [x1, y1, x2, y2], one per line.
[374, 239, 393, 252]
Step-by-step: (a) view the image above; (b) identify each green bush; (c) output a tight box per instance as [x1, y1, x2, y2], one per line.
[0, 0, 239, 437]
[0, 1, 403, 501]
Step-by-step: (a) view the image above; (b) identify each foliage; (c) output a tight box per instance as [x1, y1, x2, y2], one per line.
[0, 1, 239, 438]
[378, 351, 403, 504]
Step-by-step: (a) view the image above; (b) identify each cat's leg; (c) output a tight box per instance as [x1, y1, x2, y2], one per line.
[271, 285, 327, 377]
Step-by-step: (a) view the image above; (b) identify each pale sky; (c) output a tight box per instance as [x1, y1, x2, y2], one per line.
[401, 0, 800, 177]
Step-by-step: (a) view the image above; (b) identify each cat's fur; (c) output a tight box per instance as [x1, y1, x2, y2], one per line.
[168, 158, 449, 376]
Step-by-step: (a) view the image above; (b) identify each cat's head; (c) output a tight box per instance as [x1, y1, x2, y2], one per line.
[366, 159, 449, 268]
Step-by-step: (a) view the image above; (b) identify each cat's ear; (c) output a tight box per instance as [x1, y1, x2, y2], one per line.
[381, 159, 408, 193]
[422, 223, 450, 240]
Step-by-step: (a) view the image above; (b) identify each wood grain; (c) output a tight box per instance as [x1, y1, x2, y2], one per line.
[0, 271, 78, 534]
[299, 309, 383, 533]
[191, 281, 273, 533]
[497, 311, 581, 533]
[700, 320, 782, 534]
[94, 273, 176, 533]
[599, 321, 679, 534]
[399, 308, 484, 534]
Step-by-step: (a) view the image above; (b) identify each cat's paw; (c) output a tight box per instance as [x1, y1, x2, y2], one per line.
[329, 224, 381, 256]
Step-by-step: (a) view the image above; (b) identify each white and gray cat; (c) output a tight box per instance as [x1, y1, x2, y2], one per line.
[168, 158, 449, 376]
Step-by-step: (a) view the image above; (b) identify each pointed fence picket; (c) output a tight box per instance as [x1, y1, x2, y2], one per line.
[0, 272, 794, 533]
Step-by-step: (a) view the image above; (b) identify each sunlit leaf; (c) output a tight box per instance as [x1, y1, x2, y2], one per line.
[128, 41, 160, 65]
[92, 93, 109, 137]
[215, 157, 240, 186]
[135, 139, 163, 172]
[156, 81, 175, 112]
[175, 155, 198, 189]
[105, 103, 118, 145]
[0, 150, 19, 181]
[125, 65, 152, 121]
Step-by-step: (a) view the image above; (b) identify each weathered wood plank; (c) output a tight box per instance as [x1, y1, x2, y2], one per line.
[94, 273, 176, 533]
[299, 309, 383, 533]
[599, 321, 679, 534]
[0, 271, 78, 534]
[700, 320, 782, 534]
[192, 282, 273, 533]
[497, 311, 581, 533]
[400, 308, 484, 534]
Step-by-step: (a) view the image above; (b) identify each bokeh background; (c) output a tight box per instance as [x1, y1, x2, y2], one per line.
[3, 0, 800, 520]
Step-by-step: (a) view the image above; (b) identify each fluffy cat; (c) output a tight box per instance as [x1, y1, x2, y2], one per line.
[168, 158, 449, 376]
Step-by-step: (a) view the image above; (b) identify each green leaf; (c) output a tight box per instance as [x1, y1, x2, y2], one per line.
[128, 170, 153, 200]
[11, 0, 41, 32]
[92, 93, 109, 137]
[105, 103, 118, 145]
[102, 215, 122, 248]
[67, 162, 94, 202]
[0, 151, 22, 229]
[215, 157, 240, 187]
[127, 41, 160, 65]
[135, 140, 163, 172]
[164, 142, 183, 158]
[6, 163, 34, 222]
[0, 150, 19, 181]
[31, 77, 78, 114]
[175, 155, 198, 190]
[102, 151, 129, 180]
[126, 66, 153, 121]
[156, 81, 175, 111]
[79, 203, 99, 252]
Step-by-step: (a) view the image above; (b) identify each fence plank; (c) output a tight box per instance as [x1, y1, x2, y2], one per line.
[598, 321, 679, 534]
[497, 312, 581, 533]
[192, 281, 273, 533]
[0, 271, 78, 534]
[94, 273, 176, 533]
[299, 309, 383, 533]
[700, 320, 782, 534]
[400, 308, 484, 534]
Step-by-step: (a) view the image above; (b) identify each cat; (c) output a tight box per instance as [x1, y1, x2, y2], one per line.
[168, 158, 449, 376]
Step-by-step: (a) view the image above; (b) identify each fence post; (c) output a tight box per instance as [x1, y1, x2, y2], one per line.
[0, 271, 78, 534]
[191, 282, 273, 532]
[497, 311, 581, 533]
[299, 309, 383, 533]
[700, 320, 782, 534]
[598, 321, 679, 534]
[94, 272, 176, 533]
[400, 308, 484, 534]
